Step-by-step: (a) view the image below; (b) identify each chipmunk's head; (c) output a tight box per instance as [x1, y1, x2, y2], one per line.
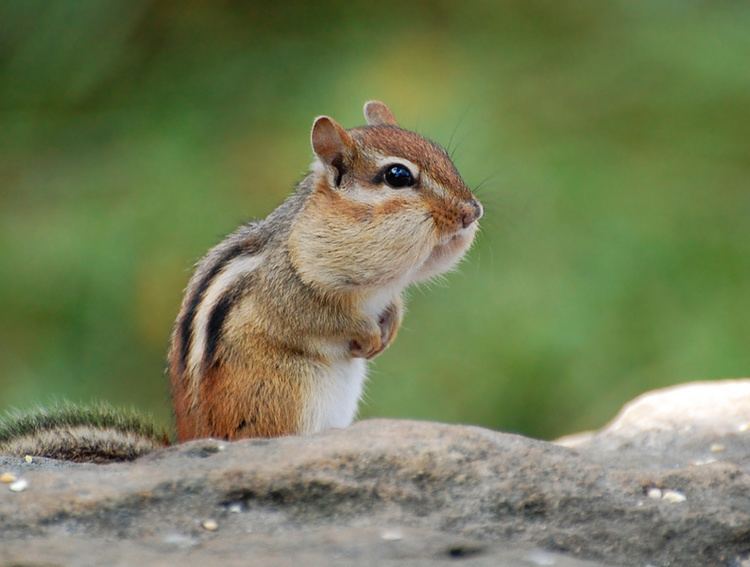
[289, 101, 482, 293]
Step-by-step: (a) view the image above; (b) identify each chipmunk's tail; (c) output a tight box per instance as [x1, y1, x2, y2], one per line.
[0, 401, 170, 463]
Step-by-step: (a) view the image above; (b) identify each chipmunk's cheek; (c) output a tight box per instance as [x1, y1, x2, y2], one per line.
[412, 222, 477, 283]
[441, 222, 477, 255]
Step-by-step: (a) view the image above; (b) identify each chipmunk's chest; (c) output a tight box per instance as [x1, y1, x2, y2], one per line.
[300, 357, 367, 434]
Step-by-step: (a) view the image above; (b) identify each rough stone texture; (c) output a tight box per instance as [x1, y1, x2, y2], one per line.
[2, 379, 750, 566]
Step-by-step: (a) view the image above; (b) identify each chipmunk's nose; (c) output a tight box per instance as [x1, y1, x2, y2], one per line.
[461, 198, 483, 228]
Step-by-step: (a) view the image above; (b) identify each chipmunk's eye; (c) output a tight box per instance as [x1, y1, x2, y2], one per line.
[383, 164, 415, 188]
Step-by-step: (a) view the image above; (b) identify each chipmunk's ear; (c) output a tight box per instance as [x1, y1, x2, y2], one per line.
[363, 100, 398, 126]
[311, 116, 355, 184]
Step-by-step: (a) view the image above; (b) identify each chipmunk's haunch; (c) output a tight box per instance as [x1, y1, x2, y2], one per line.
[0, 101, 481, 461]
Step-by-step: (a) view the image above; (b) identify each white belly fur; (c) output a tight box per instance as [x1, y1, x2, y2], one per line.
[301, 357, 367, 434]
[299, 286, 402, 435]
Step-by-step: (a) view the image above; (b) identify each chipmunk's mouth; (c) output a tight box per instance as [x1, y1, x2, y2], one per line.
[424, 224, 476, 265]
[410, 214, 478, 283]
[438, 222, 477, 247]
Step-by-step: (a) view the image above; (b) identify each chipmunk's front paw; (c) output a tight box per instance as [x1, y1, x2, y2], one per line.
[349, 302, 401, 360]
[349, 332, 382, 360]
[376, 302, 400, 356]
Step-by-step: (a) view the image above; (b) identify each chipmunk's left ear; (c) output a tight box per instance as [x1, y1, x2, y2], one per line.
[311, 116, 355, 185]
[363, 100, 398, 126]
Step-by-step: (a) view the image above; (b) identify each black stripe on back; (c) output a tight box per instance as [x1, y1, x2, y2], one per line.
[178, 244, 243, 372]
[203, 282, 245, 370]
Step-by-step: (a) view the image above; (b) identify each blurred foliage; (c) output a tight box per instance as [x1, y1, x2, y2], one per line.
[1, 1, 748, 439]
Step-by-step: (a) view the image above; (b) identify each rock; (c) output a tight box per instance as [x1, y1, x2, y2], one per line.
[2, 379, 750, 566]
[557, 379, 750, 468]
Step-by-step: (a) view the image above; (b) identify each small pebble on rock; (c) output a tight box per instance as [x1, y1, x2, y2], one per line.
[228, 503, 242, 513]
[9, 478, 28, 492]
[647, 487, 662, 500]
[662, 490, 686, 503]
[710, 443, 725, 453]
[24, 455, 33, 463]
[0, 472, 17, 484]
[380, 529, 403, 541]
[201, 519, 218, 531]
[526, 549, 557, 565]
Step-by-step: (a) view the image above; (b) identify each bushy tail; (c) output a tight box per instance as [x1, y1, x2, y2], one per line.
[0, 401, 170, 463]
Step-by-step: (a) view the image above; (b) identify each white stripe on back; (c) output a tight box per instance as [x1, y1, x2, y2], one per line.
[188, 253, 265, 385]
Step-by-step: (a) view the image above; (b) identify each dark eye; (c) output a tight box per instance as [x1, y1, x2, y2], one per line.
[383, 164, 415, 188]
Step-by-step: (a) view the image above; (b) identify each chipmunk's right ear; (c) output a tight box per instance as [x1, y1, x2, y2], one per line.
[363, 100, 398, 126]
[311, 116, 355, 186]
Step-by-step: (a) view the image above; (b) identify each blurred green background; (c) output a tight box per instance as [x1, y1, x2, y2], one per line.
[1, 1, 748, 439]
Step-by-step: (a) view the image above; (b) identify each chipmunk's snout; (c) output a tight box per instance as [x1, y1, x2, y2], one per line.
[461, 198, 483, 229]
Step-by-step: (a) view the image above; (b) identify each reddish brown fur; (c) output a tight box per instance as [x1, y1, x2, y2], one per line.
[375, 197, 411, 216]
[175, 333, 310, 441]
[197, 356, 302, 440]
[312, 176, 373, 223]
[170, 341, 196, 441]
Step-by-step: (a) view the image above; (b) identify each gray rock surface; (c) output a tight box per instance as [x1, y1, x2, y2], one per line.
[3, 379, 750, 566]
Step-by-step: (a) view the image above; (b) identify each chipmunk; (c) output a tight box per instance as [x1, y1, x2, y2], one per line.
[0, 101, 481, 461]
